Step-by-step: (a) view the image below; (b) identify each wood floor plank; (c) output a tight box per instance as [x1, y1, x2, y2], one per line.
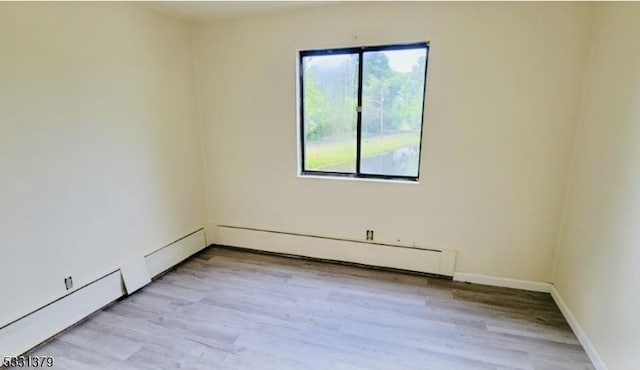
[17, 246, 594, 369]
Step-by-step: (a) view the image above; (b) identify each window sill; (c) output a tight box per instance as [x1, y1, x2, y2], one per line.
[297, 173, 420, 185]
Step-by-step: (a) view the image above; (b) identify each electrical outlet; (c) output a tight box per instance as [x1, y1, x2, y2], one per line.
[64, 276, 73, 290]
[365, 230, 375, 241]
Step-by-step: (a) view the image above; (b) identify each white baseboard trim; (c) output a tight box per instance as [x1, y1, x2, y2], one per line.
[217, 225, 457, 276]
[0, 271, 124, 359]
[453, 272, 552, 292]
[146, 229, 207, 278]
[0, 228, 206, 358]
[550, 285, 607, 370]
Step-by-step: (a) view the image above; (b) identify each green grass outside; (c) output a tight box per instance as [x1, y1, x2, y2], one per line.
[306, 132, 420, 170]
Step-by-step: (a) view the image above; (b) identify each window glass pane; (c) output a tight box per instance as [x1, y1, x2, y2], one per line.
[302, 53, 359, 172]
[360, 48, 427, 177]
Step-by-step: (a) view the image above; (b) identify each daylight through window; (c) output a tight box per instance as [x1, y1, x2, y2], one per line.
[300, 42, 429, 181]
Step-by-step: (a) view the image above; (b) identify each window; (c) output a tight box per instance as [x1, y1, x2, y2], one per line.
[300, 42, 429, 181]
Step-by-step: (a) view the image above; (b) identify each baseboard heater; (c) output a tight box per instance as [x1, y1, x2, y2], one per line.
[0, 228, 206, 359]
[217, 225, 456, 277]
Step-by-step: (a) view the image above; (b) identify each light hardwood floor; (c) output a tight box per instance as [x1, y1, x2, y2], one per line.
[23, 246, 594, 369]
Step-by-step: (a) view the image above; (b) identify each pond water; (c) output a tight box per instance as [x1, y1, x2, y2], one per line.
[361, 145, 419, 177]
[319, 145, 419, 177]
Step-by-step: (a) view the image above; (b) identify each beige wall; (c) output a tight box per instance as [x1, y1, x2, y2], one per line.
[0, 3, 206, 327]
[552, 3, 640, 369]
[4, 2, 636, 367]
[195, 2, 594, 282]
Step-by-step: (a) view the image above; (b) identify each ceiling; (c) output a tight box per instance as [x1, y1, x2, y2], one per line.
[145, 1, 330, 21]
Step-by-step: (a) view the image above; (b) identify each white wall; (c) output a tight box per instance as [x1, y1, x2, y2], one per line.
[2, 2, 637, 366]
[195, 2, 594, 282]
[552, 3, 640, 369]
[0, 3, 206, 328]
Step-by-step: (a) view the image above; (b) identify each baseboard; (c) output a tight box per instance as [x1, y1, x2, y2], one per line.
[0, 228, 206, 359]
[217, 225, 456, 276]
[453, 272, 552, 292]
[145, 229, 207, 278]
[0, 271, 124, 360]
[550, 285, 607, 370]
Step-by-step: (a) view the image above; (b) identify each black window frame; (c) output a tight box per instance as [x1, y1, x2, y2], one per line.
[299, 41, 430, 182]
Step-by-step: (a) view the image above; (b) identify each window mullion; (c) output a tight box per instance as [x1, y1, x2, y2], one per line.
[356, 50, 364, 175]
